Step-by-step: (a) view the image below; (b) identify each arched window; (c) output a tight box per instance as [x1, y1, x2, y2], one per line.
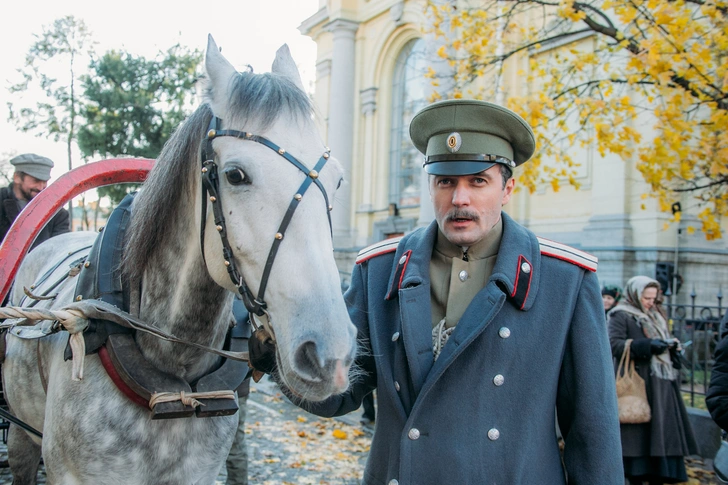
[389, 38, 428, 208]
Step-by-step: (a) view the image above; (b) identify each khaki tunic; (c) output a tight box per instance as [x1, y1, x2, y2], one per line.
[430, 218, 503, 329]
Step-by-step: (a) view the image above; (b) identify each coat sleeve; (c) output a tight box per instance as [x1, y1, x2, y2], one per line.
[281, 260, 377, 418]
[608, 310, 652, 361]
[707, 313, 728, 432]
[49, 208, 71, 237]
[556, 269, 624, 484]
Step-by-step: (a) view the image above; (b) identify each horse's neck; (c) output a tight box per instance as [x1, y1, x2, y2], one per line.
[136, 227, 232, 382]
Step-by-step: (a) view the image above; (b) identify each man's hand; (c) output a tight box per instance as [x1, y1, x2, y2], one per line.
[248, 328, 277, 382]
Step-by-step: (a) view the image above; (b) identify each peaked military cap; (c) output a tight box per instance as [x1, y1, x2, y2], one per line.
[410, 99, 536, 176]
[10, 153, 55, 181]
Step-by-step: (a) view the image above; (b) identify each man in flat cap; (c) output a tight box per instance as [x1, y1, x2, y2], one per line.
[252, 100, 622, 484]
[1, 153, 70, 250]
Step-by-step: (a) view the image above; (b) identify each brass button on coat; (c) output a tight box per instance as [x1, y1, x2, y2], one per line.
[521, 261, 531, 274]
[392, 332, 400, 342]
[388, 480, 399, 485]
[499, 327, 511, 339]
[458, 270, 469, 282]
[394, 381, 401, 391]
[408, 428, 420, 440]
[493, 374, 505, 386]
[488, 428, 500, 441]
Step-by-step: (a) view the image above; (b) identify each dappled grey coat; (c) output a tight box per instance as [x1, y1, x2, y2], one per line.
[292, 213, 623, 485]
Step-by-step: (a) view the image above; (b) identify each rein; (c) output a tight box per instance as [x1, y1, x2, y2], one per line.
[199, 116, 333, 338]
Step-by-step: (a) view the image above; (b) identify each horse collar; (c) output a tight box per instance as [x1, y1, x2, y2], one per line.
[199, 115, 333, 332]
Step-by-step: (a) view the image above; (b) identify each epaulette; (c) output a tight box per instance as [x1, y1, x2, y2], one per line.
[355, 236, 403, 264]
[537, 237, 598, 272]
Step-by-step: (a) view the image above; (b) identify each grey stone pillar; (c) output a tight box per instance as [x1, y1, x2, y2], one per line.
[418, 0, 454, 227]
[324, 18, 359, 248]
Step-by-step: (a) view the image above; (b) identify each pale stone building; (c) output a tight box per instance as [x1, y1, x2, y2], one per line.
[299, 0, 727, 306]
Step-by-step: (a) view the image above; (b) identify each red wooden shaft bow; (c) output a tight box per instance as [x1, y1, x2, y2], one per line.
[0, 158, 154, 303]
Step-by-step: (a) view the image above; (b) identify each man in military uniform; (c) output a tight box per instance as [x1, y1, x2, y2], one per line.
[253, 100, 623, 484]
[1, 153, 70, 248]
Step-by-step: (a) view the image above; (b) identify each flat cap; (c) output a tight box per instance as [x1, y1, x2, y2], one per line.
[10, 153, 55, 181]
[410, 99, 536, 176]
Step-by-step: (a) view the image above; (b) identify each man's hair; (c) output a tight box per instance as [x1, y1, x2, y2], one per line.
[499, 165, 513, 188]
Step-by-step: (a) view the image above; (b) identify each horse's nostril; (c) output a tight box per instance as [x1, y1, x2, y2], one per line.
[294, 341, 325, 381]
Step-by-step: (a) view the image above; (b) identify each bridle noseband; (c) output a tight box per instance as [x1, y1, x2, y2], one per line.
[199, 116, 333, 337]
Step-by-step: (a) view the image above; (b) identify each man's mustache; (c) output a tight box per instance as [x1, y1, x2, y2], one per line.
[446, 209, 480, 222]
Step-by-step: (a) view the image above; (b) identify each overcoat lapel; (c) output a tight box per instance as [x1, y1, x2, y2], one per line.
[386, 222, 438, 398]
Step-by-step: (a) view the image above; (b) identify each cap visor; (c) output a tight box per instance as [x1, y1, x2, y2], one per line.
[424, 161, 496, 176]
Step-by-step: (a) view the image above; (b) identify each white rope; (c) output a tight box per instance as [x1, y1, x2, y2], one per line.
[0, 306, 88, 381]
[148, 390, 236, 410]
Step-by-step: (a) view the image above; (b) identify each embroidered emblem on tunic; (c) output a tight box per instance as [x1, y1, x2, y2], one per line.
[432, 317, 455, 361]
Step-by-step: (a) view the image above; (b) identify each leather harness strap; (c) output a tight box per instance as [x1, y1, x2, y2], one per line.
[199, 116, 333, 323]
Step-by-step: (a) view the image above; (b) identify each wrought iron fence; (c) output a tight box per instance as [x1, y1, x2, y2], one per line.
[664, 288, 725, 408]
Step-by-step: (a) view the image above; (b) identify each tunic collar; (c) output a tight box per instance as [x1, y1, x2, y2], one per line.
[386, 212, 541, 312]
[434, 218, 503, 261]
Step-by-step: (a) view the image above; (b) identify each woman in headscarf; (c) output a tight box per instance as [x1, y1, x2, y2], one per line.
[602, 284, 622, 316]
[608, 275, 697, 485]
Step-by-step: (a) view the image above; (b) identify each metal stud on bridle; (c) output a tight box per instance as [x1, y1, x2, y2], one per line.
[199, 116, 333, 334]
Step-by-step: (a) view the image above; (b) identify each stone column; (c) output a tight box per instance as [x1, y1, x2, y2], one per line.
[359, 87, 378, 216]
[418, 0, 454, 227]
[324, 18, 359, 248]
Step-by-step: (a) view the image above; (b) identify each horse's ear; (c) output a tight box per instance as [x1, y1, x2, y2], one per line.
[204, 34, 237, 107]
[272, 44, 306, 93]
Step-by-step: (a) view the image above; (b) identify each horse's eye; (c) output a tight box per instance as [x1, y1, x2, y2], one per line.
[225, 168, 247, 185]
[336, 178, 343, 190]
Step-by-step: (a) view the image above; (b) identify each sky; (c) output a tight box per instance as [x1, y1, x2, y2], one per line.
[0, 0, 321, 182]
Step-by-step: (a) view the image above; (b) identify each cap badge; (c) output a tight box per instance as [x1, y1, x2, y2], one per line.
[446, 132, 462, 153]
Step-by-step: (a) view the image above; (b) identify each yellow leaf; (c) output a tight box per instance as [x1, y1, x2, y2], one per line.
[332, 429, 347, 440]
[297, 416, 308, 423]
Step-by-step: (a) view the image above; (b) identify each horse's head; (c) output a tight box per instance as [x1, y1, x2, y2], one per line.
[200, 36, 357, 401]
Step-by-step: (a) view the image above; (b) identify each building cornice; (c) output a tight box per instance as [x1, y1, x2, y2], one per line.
[298, 7, 329, 37]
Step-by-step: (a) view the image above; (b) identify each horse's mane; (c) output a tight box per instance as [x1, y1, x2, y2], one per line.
[123, 70, 312, 285]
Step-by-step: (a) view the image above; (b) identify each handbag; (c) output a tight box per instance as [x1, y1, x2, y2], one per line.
[616, 339, 651, 424]
[715, 437, 728, 483]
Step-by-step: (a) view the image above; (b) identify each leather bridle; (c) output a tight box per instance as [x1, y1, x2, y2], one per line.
[199, 116, 333, 339]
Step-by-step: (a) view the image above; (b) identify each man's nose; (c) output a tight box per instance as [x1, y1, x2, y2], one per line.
[451, 183, 470, 206]
[38, 181, 48, 190]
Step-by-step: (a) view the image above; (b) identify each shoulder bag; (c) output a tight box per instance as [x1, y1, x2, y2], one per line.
[616, 339, 651, 424]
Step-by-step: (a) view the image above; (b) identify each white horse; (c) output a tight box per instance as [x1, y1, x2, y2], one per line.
[2, 35, 357, 485]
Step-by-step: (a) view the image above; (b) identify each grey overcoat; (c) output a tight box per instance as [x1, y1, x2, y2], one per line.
[295, 213, 623, 485]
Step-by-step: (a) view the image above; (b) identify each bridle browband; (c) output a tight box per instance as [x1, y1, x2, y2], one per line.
[199, 116, 333, 336]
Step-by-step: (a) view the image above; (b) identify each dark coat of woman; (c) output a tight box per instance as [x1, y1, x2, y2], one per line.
[608, 276, 698, 484]
[707, 311, 728, 432]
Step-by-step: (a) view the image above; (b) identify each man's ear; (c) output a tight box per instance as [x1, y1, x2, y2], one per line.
[501, 177, 516, 206]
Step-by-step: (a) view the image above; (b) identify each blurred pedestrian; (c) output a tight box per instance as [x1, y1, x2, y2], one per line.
[226, 299, 252, 485]
[602, 284, 622, 316]
[1, 153, 70, 248]
[608, 275, 698, 484]
[707, 311, 728, 432]
[360, 391, 375, 428]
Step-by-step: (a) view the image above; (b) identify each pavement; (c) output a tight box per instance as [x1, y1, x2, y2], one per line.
[0, 377, 372, 484]
[0, 379, 721, 484]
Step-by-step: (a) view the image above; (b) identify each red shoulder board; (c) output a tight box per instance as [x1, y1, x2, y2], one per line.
[356, 236, 403, 265]
[538, 237, 598, 272]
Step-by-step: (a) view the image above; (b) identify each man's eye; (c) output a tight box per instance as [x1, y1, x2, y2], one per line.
[224, 168, 247, 185]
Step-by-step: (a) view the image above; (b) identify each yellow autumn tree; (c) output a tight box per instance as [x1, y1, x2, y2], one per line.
[426, 0, 727, 239]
